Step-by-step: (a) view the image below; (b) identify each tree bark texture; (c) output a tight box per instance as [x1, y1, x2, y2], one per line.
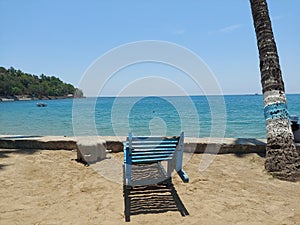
[250, 0, 300, 181]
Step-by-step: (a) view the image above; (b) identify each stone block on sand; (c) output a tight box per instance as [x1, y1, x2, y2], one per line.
[76, 137, 106, 164]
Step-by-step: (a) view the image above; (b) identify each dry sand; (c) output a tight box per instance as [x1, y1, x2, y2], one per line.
[0, 148, 299, 225]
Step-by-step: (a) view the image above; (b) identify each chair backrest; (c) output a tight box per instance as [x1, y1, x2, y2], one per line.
[123, 132, 188, 186]
[124, 133, 180, 164]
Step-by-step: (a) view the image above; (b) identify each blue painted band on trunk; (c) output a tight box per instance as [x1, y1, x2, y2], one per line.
[264, 102, 289, 121]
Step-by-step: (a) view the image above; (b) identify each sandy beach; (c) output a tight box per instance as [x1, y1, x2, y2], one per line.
[0, 148, 299, 225]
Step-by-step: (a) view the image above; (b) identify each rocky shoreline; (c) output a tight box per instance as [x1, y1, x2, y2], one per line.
[0, 94, 84, 102]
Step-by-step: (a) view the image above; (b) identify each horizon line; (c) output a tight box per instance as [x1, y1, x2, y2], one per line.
[81, 93, 298, 98]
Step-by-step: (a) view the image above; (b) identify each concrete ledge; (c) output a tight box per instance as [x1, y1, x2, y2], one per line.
[0, 135, 299, 154]
[184, 137, 268, 154]
[0, 136, 77, 150]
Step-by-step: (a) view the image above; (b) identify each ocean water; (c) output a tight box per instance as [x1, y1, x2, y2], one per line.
[0, 94, 299, 138]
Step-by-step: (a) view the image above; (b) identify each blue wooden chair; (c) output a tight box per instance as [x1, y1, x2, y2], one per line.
[123, 132, 189, 221]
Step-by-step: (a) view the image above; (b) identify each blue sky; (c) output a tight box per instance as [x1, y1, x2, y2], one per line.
[0, 0, 299, 96]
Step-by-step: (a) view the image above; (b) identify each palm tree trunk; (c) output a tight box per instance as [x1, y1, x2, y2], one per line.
[249, 0, 300, 181]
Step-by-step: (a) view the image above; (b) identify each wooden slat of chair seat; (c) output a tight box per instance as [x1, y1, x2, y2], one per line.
[131, 150, 175, 155]
[131, 147, 176, 151]
[132, 139, 178, 144]
[132, 155, 174, 160]
[131, 136, 179, 141]
[130, 144, 177, 149]
[130, 143, 178, 147]
[132, 157, 173, 164]
[130, 141, 178, 145]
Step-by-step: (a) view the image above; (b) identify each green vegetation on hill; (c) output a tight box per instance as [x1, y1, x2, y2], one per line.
[0, 66, 83, 98]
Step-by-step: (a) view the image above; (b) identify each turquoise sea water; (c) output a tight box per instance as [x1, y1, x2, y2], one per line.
[0, 95, 299, 138]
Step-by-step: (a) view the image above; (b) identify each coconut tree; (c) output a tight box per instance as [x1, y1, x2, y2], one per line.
[249, 0, 300, 181]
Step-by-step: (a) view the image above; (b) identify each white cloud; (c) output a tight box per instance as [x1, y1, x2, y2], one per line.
[218, 24, 242, 33]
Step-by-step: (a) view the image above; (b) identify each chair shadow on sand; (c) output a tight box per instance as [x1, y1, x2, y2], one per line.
[127, 182, 189, 217]
[123, 163, 189, 221]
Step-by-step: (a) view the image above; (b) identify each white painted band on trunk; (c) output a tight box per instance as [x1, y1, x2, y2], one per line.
[263, 90, 287, 106]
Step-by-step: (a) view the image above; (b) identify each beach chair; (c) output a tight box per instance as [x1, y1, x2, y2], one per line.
[123, 132, 189, 221]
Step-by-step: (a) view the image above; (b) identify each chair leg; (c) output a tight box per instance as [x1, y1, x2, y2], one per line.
[164, 177, 172, 188]
[123, 185, 131, 222]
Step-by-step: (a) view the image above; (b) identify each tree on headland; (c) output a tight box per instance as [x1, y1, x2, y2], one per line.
[0, 66, 84, 99]
[249, 0, 300, 181]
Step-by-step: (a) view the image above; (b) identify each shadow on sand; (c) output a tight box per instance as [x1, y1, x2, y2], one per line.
[124, 179, 189, 222]
[233, 138, 266, 158]
[0, 148, 41, 170]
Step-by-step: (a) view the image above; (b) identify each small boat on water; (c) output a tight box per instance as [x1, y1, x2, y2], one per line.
[36, 102, 47, 107]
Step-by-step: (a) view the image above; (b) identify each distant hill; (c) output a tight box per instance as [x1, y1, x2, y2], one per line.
[0, 66, 84, 100]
